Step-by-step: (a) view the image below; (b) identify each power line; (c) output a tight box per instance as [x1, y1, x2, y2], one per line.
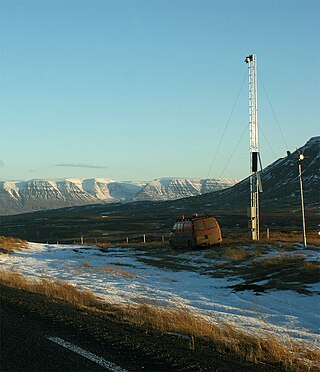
[206, 70, 247, 178]
[218, 70, 288, 178]
[259, 125, 277, 159]
[258, 74, 289, 151]
[219, 123, 249, 178]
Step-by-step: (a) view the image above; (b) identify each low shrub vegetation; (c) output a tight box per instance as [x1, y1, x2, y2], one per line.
[0, 271, 318, 370]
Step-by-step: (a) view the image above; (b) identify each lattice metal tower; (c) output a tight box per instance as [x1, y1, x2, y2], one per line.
[245, 54, 260, 240]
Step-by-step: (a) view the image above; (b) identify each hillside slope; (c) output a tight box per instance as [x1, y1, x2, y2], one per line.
[200, 136, 320, 209]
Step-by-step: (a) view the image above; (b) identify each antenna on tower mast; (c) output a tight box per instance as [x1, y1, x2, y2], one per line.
[245, 54, 262, 240]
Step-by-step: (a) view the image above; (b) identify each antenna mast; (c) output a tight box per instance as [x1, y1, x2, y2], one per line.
[245, 54, 260, 240]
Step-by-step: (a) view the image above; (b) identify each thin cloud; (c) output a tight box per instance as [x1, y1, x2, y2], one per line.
[54, 163, 107, 169]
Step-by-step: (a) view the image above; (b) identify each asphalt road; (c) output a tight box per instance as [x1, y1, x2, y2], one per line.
[1, 300, 130, 372]
[0, 284, 283, 372]
[0, 296, 177, 372]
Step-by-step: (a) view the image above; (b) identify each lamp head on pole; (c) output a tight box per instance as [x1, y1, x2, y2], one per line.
[245, 54, 254, 63]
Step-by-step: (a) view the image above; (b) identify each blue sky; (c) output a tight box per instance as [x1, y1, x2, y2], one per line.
[1, 0, 319, 181]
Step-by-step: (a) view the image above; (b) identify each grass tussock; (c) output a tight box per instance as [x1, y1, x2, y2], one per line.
[82, 261, 137, 278]
[0, 236, 28, 253]
[100, 267, 137, 278]
[0, 271, 318, 370]
[253, 247, 265, 258]
[223, 248, 248, 261]
[303, 261, 319, 271]
[260, 253, 305, 267]
[205, 247, 249, 261]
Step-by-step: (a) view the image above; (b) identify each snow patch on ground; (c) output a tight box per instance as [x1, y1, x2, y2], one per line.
[1, 242, 319, 348]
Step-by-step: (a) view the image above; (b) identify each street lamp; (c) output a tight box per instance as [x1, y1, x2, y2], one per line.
[298, 154, 307, 247]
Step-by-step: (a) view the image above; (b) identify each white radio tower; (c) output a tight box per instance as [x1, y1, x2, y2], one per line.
[245, 54, 261, 240]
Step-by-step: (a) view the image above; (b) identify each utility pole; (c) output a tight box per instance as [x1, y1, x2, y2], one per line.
[245, 54, 261, 240]
[298, 154, 307, 247]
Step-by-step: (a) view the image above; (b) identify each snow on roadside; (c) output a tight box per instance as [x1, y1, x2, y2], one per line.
[1, 242, 319, 348]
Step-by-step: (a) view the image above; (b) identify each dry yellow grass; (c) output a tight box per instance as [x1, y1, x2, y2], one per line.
[81, 262, 137, 278]
[223, 231, 319, 247]
[303, 261, 319, 271]
[96, 241, 168, 249]
[0, 271, 98, 307]
[0, 236, 28, 253]
[121, 303, 319, 370]
[0, 271, 318, 370]
[100, 267, 137, 278]
[223, 248, 248, 261]
[266, 231, 319, 245]
[261, 254, 294, 266]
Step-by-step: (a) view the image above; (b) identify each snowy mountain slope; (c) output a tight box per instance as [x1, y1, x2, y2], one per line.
[0, 178, 144, 215]
[259, 136, 320, 205]
[188, 136, 320, 210]
[0, 177, 238, 215]
[133, 178, 239, 201]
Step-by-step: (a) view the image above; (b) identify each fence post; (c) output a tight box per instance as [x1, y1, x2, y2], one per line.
[80, 236, 84, 245]
[143, 234, 146, 244]
[126, 237, 129, 243]
[266, 228, 270, 240]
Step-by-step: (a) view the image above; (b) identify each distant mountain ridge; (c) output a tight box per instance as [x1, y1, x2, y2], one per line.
[133, 178, 238, 201]
[0, 177, 239, 215]
[2, 137, 318, 216]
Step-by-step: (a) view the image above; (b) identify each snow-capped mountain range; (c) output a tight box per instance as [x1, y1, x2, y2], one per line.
[0, 177, 239, 215]
[2, 136, 318, 216]
[133, 178, 237, 201]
